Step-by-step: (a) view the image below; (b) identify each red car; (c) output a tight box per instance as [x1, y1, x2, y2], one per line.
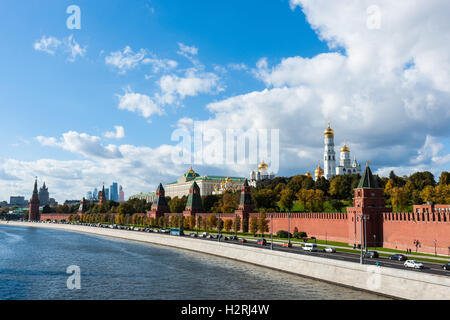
[257, 239, 267, 245]
[239, 238, 247, 243]
[283, 242, 292, 248]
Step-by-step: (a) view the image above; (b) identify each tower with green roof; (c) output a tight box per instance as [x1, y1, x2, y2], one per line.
[183, 181, 203, 216]
[149, 183, 170, 218]
[346, 162, 390, 248]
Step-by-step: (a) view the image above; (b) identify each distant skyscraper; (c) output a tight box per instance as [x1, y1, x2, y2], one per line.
[86, 191, 92, 200]
[38, 182, 49, 206]
[119, 185, 124, 202]
[110, 182, 118, 201]
[10, 196, 26, 206]
[93, 188, 98, 200]
[105, 188, 110, 201]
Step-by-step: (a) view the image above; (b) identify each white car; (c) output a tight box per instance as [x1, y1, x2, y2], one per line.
[323, 247, 336, 253]
[404, 260, 424, 269]
[302, 243, 318, 252]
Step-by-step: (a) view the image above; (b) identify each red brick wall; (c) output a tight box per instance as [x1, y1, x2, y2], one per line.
[382, 211, 450, 255]
[41, 213, 71, 221]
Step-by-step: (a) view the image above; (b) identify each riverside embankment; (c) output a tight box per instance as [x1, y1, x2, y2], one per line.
[1, 221, 449, 300]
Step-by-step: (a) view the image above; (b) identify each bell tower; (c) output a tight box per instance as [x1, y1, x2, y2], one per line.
[323, 121, 336, 179]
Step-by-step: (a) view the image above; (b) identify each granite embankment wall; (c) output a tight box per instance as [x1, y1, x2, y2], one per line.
[2, 221, 449, 300]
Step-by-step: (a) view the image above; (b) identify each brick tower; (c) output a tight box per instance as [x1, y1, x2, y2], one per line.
[148, 183, 170, 219]
[29, 177, 40, 221]
[183, 182, 203, 217]
[347, 163, 390, 247]
[98, 185, 106, 205]
[234, 179, 254, 232]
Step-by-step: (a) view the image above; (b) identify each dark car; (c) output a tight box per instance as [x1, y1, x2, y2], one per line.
[443, 263, 450, 271]
[229, 235, 238, 241]
[257, 239, 267, 246]
[189, 233, 198, 238]
[389, 254, 407, 261]
[239, 238, 247, 243]
[363, 251, 379, 258]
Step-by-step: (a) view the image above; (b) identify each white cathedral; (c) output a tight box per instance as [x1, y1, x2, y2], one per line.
[319, 122, 361, 180]
[249, 160, 276, 187]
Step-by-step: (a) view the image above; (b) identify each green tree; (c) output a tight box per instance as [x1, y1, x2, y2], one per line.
[169, 196, 187, 213]
[258, 213, 269, 236]
[224, 219, 232, 232]
[249, 216, 258, 235]
[279, 188, 295, 211]
[438, 172, 450, 186]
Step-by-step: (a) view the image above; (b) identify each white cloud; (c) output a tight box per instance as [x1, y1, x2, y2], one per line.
[142, 56, 178, 73]
[33, 35, 86, 62]
[33, 36, 61, 55]
[105, 46, 146, 74]
[177, 42, 198, 56]
[117, 90, 163, 119]
[36, 131, 123, 159]
[104, 126, 125, 139]
[157, 69, 221, 105]
[64, 35, 87, 62]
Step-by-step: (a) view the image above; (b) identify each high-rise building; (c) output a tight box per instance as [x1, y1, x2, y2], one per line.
[10, 196, 26, 206]
[110, 182, 118, 201]
[93, 188, 98, 200]
[105, 188, 110, 201]
[38, 182, 50, 206]
[119, 185, 125, 202]
[86, 191, 93, 201]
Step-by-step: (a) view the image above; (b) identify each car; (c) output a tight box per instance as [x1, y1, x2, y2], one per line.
[201, 232, 209, 238]
[189, 233, 198, 238]
[239, 238, 247, 243]
[257, 239, 267, 245]
[442, 262, 450, 271]
[389, 254, 407, 261]
[323, 247, 336, 253]
[303, 243, 318, 252]
[283, 242, 292, 248]
[363, 251, 379, 258]
[404, 260, 424, 269]
[229, 235, 238, 241]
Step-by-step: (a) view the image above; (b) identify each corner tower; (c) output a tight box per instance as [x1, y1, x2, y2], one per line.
[323, 122, 336, 179]
[183, 181, 203, 216]
[149, 183, 170, 219]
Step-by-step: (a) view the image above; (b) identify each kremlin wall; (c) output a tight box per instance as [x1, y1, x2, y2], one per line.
[36, 164, 450, 256]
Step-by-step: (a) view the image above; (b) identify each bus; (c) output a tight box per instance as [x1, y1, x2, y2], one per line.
[169, 228, 185, 236]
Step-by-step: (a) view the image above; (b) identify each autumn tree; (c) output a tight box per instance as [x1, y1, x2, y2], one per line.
[224, 219, 233, 232]
[249, 216, 258, 235]
[258, 213, 269, 236]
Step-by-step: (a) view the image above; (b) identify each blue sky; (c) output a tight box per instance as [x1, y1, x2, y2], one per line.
[0, 0, 449, 202]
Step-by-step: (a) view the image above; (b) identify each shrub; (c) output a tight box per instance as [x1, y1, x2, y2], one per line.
[276, 230, 292, 238]
[293, 231, 307, 239]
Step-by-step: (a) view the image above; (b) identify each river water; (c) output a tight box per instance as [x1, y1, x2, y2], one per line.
[0, 225, 388, 300]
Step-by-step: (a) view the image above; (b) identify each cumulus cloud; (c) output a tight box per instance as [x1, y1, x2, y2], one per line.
[64, 35, 87, 62]
[170, 0, 450, 177]
[104, 126, 125, 139]
[117, 90, 163, 119]
[36, 131, 123, 159]
[157, 69, 222, 105]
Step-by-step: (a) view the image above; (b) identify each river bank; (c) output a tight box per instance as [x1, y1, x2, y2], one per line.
[1, 221, 449, 300]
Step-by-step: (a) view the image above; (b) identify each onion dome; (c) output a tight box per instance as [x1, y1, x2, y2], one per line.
[305, 171, 312, 178]
[314, 162, 324, 179]
[258, 160, 268, 171]
[341, 140, 350, 153]
[324, 121, 334, 137]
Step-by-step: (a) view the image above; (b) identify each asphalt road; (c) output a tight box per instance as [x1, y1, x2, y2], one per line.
[184, 233, 450, 277]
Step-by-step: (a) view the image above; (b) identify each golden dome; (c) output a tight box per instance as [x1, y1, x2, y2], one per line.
[341, 144, 350, 153]
[258, 160, 268, 171]
[187, 166, 195, 174]
[305, 171, 312, 178]
[324, 121, 334, 137]
[314, 162, 324, 179]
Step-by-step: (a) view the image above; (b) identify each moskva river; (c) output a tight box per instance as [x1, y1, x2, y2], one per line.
[0, 225, 388, 300]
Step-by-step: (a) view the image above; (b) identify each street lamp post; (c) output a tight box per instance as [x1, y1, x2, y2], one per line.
[218, 212, 221, 243]
[360, 215, 363, 264]
[325, 232, 327, 245]
[234, 213, 237, 238]
[271, 213, 273, 250]
[288, 213, 291, 245]
[434, 240, 437, 256]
